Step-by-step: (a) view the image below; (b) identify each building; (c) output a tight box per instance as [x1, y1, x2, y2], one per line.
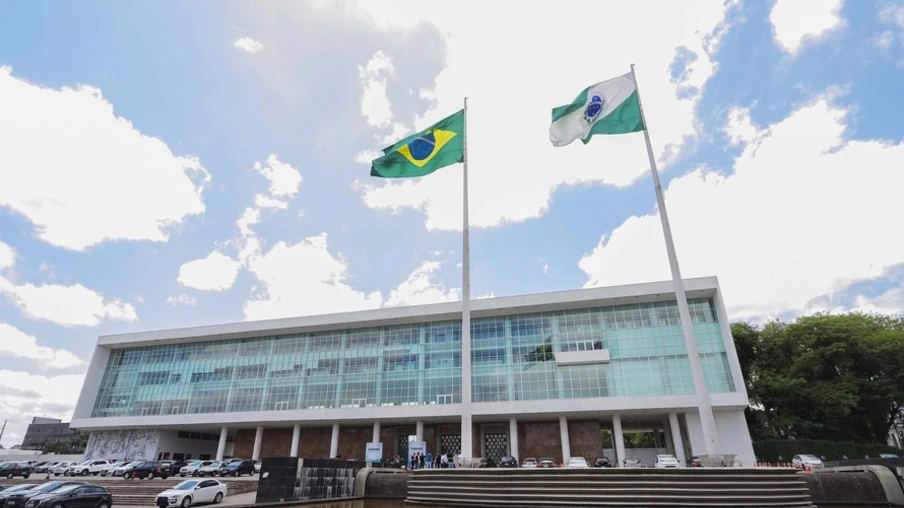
[21, 417, 81, 451]
[71, 277, 756, 466]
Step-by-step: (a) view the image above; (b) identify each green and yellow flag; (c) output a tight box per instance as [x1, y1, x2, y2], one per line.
[370, 109, 464, 178]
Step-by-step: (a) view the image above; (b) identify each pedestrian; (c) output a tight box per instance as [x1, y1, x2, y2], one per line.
[440, 452, 448, 468]
[448, 452, 455, 469]
[425, 450, 433, 469]
[419, 453, 425, 469]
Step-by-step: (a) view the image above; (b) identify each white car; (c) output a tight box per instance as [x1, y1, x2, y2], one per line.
[50, 461, 76, 476]
[566, 457, 589, 469]
[521, 458, 538, 468]
[655, 454, 680, 468]
[252, 460, 260, 474]
[100, 461, 129, 476]
[195, 461, 223, 477]
[68, 459, 112, 476]
[113, 461, 143, 476]
[791, 454, 823, 470]
[156, 479, 227, 508]
[179, 461, 214, 477]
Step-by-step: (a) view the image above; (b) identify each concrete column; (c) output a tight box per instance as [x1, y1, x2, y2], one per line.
[509, 418, 519, 461]
[252, 426, 264, 460]
[612, 415, 626, 468]
[668, 413, 686, 465]
[663, 419, 674, 454]
[373, 421, 381, 443]
[216, 426, 228, 462]
[559, 415, 570, 463]
[416, 421, 424, 442]
[290, 424, 300, 458]
[330, 423, 340, 458]
[461, 415, 472, 458]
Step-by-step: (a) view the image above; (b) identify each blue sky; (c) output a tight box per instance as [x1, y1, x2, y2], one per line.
[1, 0, 903, 447]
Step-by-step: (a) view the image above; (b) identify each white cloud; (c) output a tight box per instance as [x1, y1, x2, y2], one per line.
[724, 106, 758, 147]
[847, 287, 904, 316]
[166, 293, 197, 306]
[234, 37, 263, 54]
[359, 51, 395, 128]
[385, 261, 460, 306]
[352, 1, 734, 231]
[0, 67, 210, 251]
[876, 4, 904, 52]
[579, 95, 904, 320]
[770, 0, 844, 54]
[542, 263, 550, 275]
[876, 30, 895, 49]
[243, 233, 383, 320]
[252, 154, 303, 208]
[177, 251, 242, 292]
[0, 323, 85, 370]
[0, 278, 138, 327]
[0, 368, 86, 448]
[0, 240, 14, 270]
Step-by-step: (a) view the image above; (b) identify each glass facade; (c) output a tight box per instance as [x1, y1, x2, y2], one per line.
[90, 298, 735, 418]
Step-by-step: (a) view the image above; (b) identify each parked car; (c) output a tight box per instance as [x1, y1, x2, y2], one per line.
[124, 461, 175, 480]
[0, 485, 38, 502]
[477, 458, 497, 468]
[113, 461, 142, 477]
[67, 460, 112, 477]
[218, 460, 255, 477]
[50, 462, 76, 476]
[498, 456, 519, 468]
[99, 461, 129, 477]
[179, 461, 208, 477]
[195, 461, 222, 477]
[2, 481, 86, 508]
[655, 454, 680, 468]
[593, 457, 613, 468]
[566, 457, 589, 469]
[538, 458, 557, 468]
[29, 463, 50, 474]
[32, 463, 57, 474]
[521, 458, 538, 468]
[686, 456, 702, 467]
[791, 454, 823, 470]
[21, 484, 111, 508]
[155, 479, 227, 508]
[623, 457, 642, 468]
[0, 462, 33, 479]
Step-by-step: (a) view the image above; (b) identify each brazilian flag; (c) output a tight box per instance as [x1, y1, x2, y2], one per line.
[370, 109, 464, 178]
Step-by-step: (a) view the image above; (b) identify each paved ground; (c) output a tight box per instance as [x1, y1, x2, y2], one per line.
[116, 491, 258, 508]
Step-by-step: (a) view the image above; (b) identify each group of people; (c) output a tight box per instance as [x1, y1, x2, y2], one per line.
[405, 450, 458, 469]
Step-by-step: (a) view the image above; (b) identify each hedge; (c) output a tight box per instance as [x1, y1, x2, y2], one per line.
[753, 439, 902, 462]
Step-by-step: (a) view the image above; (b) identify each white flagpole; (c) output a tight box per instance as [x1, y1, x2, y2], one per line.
[630, 64, 722, 457]
[460, 97, 473, 462]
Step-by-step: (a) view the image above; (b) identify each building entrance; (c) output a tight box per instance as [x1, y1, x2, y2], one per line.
[484, 432, 507, 462]
[440, 433, 461, 456]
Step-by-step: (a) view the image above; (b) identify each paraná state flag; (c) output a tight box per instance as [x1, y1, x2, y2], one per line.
[549, 73, 644, 147]
[371, 109, 464, 178]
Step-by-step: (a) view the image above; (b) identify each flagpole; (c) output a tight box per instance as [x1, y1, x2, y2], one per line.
[630, 64, 722, 458]
[460, 96, 473, 463]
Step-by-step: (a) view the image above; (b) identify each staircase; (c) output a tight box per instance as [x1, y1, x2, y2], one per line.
[407, 467, 814, 507]
[0, 477, 258, 506]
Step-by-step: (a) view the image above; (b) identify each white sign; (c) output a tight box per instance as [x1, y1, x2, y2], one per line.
[408, 441, 427, 464]
[365, 442, 383, 463]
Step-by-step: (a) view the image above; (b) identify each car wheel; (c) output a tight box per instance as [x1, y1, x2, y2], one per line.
[23, 474, 30, 479]
[233, 471, 239, 477]
[6, 473, 13, 479]
[191, 472, 198, 477]
[52, 503, 64, 508]
[148, 472, 155, 479]
[81, 469, 89, 476]
[214, 493, 223, 504]
[180, 496, 192, 508]
[98, 503, 109, 508]
[124, 472, 132, 480]
[162, 476, 168, 480]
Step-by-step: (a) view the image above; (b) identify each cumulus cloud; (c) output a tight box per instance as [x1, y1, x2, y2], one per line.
[0, 240, 14, 270]
[0, 67, 210, 251]
[252, 154, 303, 209]
[0, 323, 85, 370]
[770, 0, 845, 54]
[166, 293, 198, 306]
[579, 94, 904, 320]
[177, 251, 242, 292]
[359, 51, 395, 128]
[0, 279, 138, 327]
[353, 0, 734, 231]
[385, 261, 460, 307]
[0, 368, 86, 448]
[234, 37, 263, 54]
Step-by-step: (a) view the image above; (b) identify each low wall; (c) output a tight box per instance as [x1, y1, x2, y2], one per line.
[360, 469, 409, 499]
[0, 453, 84, 462]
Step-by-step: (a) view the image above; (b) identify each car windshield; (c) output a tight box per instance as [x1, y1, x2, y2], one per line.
[207, 462, 221, 467]
[658, 455, 676, 460]
[227, 460, 242, 465]
[174, 481, 201, 490]
[35, 483, 65, 492]
[52, 486, 81, 495]
[801, 455, 819, 460]
[6, 485, 36, 492]
[184, 461, 201, 466]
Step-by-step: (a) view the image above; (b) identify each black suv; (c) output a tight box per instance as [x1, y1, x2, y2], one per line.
[498, 456, 519, 468]
[594, 457, 613, 468]
[218, 460, 255, 477]
[124, 461, 175, 480]
[0, 462, 32, 479]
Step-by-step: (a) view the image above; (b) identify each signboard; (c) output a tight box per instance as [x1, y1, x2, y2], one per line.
[408, 440, 427, 465]
[365, 442, 383, 463]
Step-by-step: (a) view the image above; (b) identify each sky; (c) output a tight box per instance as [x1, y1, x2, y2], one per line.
[0, 0, 903, 447]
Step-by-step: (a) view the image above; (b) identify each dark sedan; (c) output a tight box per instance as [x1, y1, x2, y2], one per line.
[218, 460, 255, 477]
[498, 456, 519, 468]
[477, 458, 497, 468]
[1, 462, 33, 479]
[2, 482, 86, 508]
[0, 485, 38, 501]
[594, 457, 613, 468]
[23, 484, 111, 508]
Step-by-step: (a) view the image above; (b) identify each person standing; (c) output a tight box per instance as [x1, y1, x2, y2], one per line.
[425, 450, 433, 469]
[440, 452, 448, 468]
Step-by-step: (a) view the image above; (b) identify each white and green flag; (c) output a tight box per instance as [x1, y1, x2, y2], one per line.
[549, 72, 644, 147]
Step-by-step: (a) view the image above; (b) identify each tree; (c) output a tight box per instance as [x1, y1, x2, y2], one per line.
[43, 439, 73, 454]
[733, 313, 904, 444]
[71, 429, 89, 452]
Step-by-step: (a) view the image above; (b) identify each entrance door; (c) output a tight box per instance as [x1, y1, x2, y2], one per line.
[484, 433, 507, 462]
[440, 434, 461, 456]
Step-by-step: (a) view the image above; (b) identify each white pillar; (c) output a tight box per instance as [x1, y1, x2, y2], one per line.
[559, 415, 570, 464]
[216, 426, 228, 462]
[612, 415, 626, 468]
[669, 413, 686, 465]
[252, 426, 264, 461]
[330, 423, 340, 458]
[416, 421, 424, 442]
[509, 418, 519, 461]
[290, 424, 300, 458]
[372, 421, 381, 443]
[461, 415, 472, 459]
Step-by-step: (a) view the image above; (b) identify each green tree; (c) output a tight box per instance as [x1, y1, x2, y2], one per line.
[71, 429, 89, 452]
[43, 439, 73, 454]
